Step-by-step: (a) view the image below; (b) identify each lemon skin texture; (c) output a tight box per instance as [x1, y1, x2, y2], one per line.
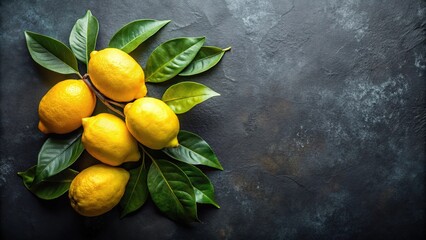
[124, 97, 179, 150]
[88, 48, 147, 102]
[68, 164, 130, 217]
[82, 113, 140, 166]
[38, 79, 96, 134]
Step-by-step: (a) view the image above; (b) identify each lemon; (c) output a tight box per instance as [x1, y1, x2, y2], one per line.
[81, 113, 140, 166]
[88, 48, 147, 102]
[38, 79, 96, 134]
[69, 164, 130, 217]
[124, 97, 179, 150]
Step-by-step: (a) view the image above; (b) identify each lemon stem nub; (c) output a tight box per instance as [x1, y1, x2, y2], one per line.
[167, 138, 179, 148]
[38, 121, 49, 134]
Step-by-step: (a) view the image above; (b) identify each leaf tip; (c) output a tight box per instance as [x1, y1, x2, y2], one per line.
[24, 31, 31, 39]
[24, 30, 36, 37]
[119, 212, 128, 219]
[196, 36, 206, 42]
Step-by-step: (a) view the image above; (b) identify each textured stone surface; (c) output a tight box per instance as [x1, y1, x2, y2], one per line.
[1, 0, 425, 239]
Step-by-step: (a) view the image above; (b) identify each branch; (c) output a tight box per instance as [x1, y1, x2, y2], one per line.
[81, 74, 125, 117]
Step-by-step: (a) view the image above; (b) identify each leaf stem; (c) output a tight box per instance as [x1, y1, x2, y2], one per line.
[222, 46, 232, 52]
[107, 100, 126, 109]
[82, 74, 125, 117]
[77, 72, 83, 79]
[139, 144, 155, 162]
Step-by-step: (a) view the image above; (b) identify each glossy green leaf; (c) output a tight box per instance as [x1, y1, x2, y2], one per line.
[179, 46, 229, 76]
[24, 31, 79, 75]
[174, 162, 220, 208]
[146, 37, 205, 83]
[162, 81, 220, 114]
[163, 131, 223, 170]
[19, 166, 36, 187]
[147, 159, 198, 222]
[18, 166, 78, 200]
[33, 132, 84, 185]
[109, 19, 170, 53]
[120, 155, 149, 218]
[69, 10, 99, 65]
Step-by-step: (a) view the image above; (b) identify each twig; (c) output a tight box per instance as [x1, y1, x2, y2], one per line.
[81, 74, 125, 117]
[107, 100, 126, 109]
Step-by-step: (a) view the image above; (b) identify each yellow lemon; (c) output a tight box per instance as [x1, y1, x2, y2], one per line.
[82, 113, 140, 166]
[38, 79, 96, 134]
[124, 97, 179, 150]
[69, 164, 130, 217]
[88, 48, 147, 102]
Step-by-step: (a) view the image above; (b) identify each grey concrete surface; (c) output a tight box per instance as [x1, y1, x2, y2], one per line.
[1, 0, 425, 239]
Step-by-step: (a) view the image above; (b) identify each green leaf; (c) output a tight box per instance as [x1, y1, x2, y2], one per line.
[24, 31, 80, 75]
[147, 159, 198, 222]
[69, 10, 99, 65]
[146, 37, 205, 83]
[18, 166, 36, 187]
[163, 131, 223, 170]
[120, 155, 149, 218]
[162, 81, 220, 114]
[174, 162, 220, 208]
[179, 46, 229, 76]
[18, 166, 78, 200]
[109, 19, 170, 53]
[33, 131, 84, 185]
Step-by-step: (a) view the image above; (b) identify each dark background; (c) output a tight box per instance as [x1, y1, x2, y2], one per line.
[1, 0, 425, 239]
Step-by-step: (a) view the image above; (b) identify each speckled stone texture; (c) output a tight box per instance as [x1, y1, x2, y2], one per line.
[1, 0, 425, 239]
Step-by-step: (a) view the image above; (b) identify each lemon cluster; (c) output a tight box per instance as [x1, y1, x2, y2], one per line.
[37, 48, 180, 217]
